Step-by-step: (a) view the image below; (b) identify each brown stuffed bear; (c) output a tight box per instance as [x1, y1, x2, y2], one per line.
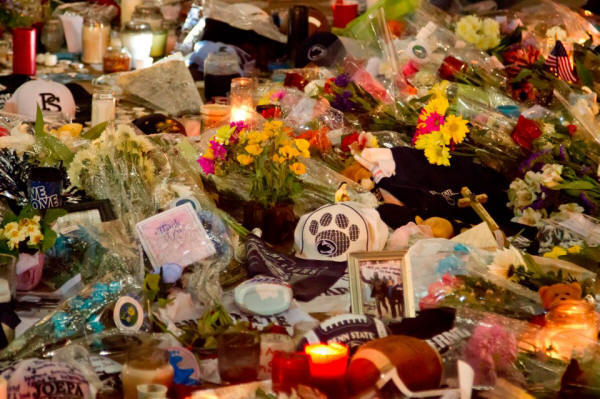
[538, 282, 582, 310]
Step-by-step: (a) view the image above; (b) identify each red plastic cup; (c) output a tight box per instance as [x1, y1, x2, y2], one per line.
[332, 1, 358, 29]
[13, 27, 36, 75]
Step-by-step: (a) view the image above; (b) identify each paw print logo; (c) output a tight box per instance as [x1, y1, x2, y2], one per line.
[309, 213, 360, 257]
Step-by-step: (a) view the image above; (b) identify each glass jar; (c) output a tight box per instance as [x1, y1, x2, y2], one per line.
[91, 88, 116, 126]
[544, 300, 599, 360]
[133, 4, 166, 58]
[103, 37, 131, 73]
[230, 77, 255, 122]
[217, 332, 260, 384]
[164, 20, 178, 55]
[204, 49, 240, 101]
[120, 0, 143, 27]
[82, 16, 110, 64]
[121, 347, 174, 399]
[41, 18, 65, 53]
[120, 20, 153, 63]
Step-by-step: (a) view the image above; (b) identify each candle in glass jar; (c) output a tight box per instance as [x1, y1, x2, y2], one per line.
[82, 17, 110, 64]
[121, 347, 174, 399]
[305, 343, 349, 379]
[91, 88, 116, 126]
[229, 77, 255, 123]
[272, 351, 310, 394]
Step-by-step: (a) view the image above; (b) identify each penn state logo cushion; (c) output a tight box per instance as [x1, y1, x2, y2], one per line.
[295, 202, 389, 262]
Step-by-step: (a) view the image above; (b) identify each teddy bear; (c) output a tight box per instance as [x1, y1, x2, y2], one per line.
[538, 282, 583, 310]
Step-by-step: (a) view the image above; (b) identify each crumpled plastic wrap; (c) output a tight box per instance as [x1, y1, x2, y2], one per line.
[406, 239, 544, 319]
[0, 274, 140, 362]
[67, 125, 168, 233]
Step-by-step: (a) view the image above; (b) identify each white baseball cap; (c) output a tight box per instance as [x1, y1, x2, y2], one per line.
[294, 202, 389, 262]
[5, 79, 76, 121]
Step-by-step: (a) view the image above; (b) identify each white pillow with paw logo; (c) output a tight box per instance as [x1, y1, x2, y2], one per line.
[294, 202, 389, 262]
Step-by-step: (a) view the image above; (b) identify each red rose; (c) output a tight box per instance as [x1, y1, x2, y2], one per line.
[512, 116, 542, 150]
[567, 124, 577, 136]
[341, 132, 359, 152]
[323, 78, 335, 95]
[438, 56, 466, 81]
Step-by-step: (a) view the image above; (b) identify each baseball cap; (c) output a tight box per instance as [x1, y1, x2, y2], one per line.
[5, 79, 76, 121]
[294, 201, 389, 262]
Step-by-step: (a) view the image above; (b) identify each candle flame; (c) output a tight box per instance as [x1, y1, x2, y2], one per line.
[305, 343, 348, 356]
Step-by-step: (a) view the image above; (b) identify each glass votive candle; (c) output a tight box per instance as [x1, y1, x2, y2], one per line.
[121, 347, 174, 399]
[258, 333, 295, 380]
[229, 77, 255, 123]
[217, 331, 260, 384]
[305, 343, 349, 398]
[271, 351, 310, 394]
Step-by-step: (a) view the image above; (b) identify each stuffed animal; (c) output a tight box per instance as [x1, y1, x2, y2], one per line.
[415, 216, 454, 239]
[538, 282, 583, 310]
[341, 162, 374, 190]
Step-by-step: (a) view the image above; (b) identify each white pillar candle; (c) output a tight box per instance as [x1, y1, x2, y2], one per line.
[82, 23, 110, 64]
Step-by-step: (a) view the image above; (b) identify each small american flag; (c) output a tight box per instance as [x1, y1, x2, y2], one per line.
[545, 40, 577, 82]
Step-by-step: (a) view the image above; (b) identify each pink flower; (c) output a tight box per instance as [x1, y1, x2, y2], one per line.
[421, 112, 445, 133]
[419, 274, 460, 310]
[210, 140, 227, 161]
[464, 318, 518, 386]
[271, 90, 286, 102]
[197, 157, 215, 175]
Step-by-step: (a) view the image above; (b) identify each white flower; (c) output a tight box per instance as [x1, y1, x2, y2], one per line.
[507, 178, 537, 210]
[512, 208, 545, 226]
[545, 26, 567, 41]
[558, 203, 584, 214]
[304, 80, 325, 97]
[523, 171, 542, 193]
[540, 164, 563, 188]
[488, 247, 525, 278]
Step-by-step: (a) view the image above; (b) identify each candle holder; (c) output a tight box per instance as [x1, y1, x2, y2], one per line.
[272, 351, 310, 394]
[217, 331, 260, 384]
[542, 300, 599, 360]
[305, 343, 349, 398]
[229, 77, 255, 123]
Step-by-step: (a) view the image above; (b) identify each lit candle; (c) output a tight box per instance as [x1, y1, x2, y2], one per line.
[542, 300, 598, 360]
[272, 351, 310, 394]
[229, 77, 255, 123]
[305, 343, 349, 398]
[305, 343, 349, 379]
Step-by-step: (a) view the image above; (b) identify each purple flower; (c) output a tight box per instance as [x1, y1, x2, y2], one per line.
[559, 145, 566, 162]
[518, 149, 550, 175]
[197, 157, 215, 175]
[331, 91, 357, 112]
[209, 140, 227, 161]
[580, 192, 596, 213]
[334, 73, 351, 88]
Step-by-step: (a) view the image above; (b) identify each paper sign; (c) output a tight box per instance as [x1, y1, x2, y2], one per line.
[136, 203, 216, 268]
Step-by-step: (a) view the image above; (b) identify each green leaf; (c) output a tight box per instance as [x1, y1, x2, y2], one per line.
[41, 228, 57, 253]
[82, 122, 108, 140]
[35, 105, 44, 136]
[43, 208, 67, 225]
[553, 181, 598, 190]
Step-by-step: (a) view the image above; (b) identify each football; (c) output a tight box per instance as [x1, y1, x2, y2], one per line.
[298, 313, 388, 354]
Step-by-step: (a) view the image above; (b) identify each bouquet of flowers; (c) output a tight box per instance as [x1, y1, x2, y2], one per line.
[198, 121, 310, 209]
[412, 81, 470, 166]
[0, 205, 65, 256]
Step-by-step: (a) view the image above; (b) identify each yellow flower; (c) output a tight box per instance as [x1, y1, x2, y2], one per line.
[294, 139, 311, 158]
[415, 131, 451, 166]
[265, 120, 283, 132]
[289, 162, 306, 175]
[279, 145, 300, 160]
[236, 154, 254, 166]
[28, 232, 43, 246]
[424, 96, 449, 116]
[543, 246, 568, 259]
[567, 245, 582, 254]
[272, 154, 285, 164]
[245, 144, 263, 156]
[430, 81, 450, 100]
[440, 115, 469, 143]
[203, 148, 215, 161]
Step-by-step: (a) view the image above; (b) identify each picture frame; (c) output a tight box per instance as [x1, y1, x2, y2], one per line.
[348, 251, 415, 322]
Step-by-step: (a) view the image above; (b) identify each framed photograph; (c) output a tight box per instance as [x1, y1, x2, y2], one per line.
[348, 251, 415, 322]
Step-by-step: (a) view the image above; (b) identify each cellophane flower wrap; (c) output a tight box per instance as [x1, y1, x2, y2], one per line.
[67, 124, 168, 232]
